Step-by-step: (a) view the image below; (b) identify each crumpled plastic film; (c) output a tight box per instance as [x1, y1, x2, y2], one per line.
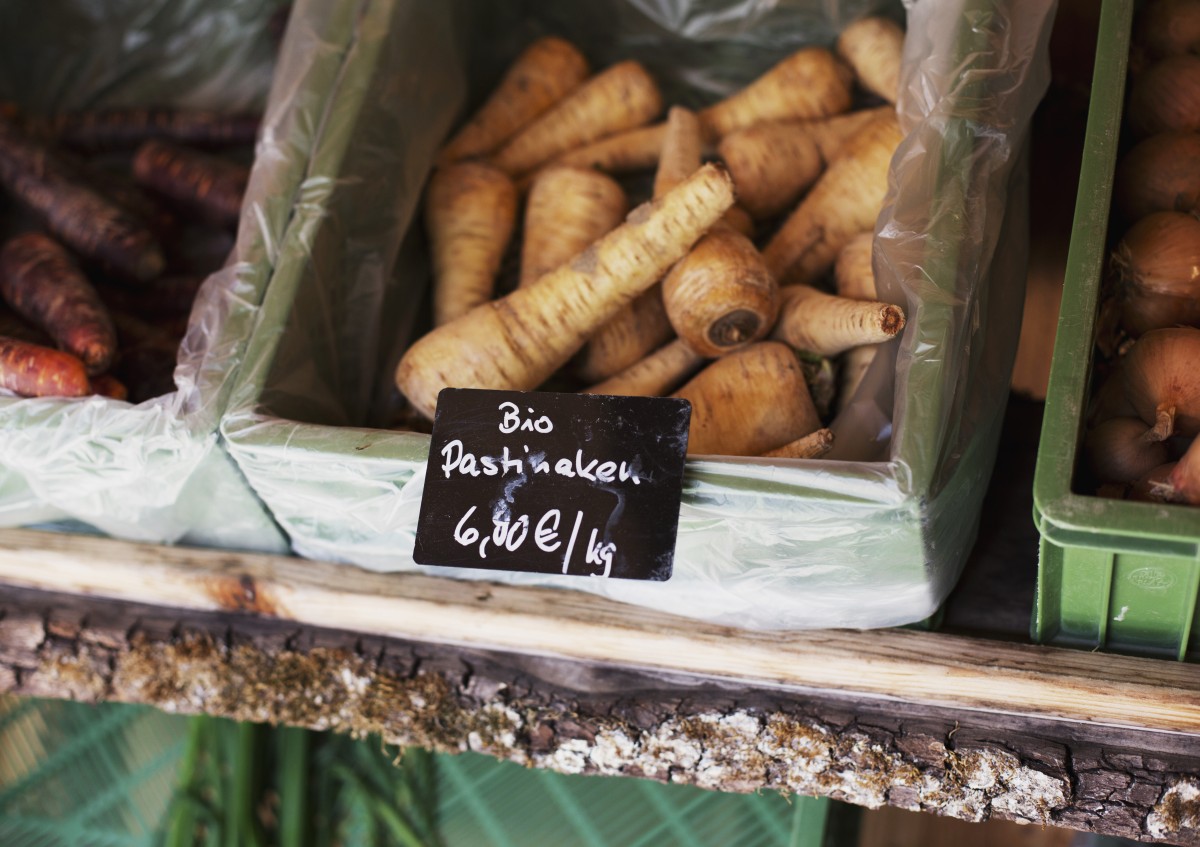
[223, 0, 1055, 628]
[0, 0, 371, 550]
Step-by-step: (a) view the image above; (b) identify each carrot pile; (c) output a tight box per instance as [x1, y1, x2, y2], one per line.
[395, 20, 911, 460]
[0, 106, 257, 402]
[1081, 0, 1200, 505]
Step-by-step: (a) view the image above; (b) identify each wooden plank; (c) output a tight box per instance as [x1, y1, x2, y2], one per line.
[2, 582, 1198, 845]
[0, 527, 1197, 737]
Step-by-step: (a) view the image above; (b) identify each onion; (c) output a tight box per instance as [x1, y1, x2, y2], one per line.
[1128, 462, 1180, 502]
[1166, 435, 1200, 502]
[1135, 0, 1200, 63]
[1111, 211, 1200, 335]
[1128, 55, 1200, 137]
[1122, 327, 1200, 440]
[1114, 132, 1200, 222]
[1088, 368, 1136, 424]
[1085, 416, 1171, 483]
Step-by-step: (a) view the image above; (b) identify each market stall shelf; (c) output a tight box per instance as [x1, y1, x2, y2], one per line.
[0, 558, 1197, 845]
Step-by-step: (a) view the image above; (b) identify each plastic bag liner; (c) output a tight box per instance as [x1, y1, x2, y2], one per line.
[0, 1, 373, 550]
[222, 0, 1055, 628]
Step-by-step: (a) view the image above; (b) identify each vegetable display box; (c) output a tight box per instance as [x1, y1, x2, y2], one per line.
[0, 0, 306, 550]
[222, 0, 1055, 630]
[1033, 0, 1200, 661]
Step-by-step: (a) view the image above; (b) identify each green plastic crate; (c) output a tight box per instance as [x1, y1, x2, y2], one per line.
[1032, 0, 1200, 661]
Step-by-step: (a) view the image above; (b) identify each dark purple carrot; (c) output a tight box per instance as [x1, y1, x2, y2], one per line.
[0, 233, 118, 375]
[0, 336, 90, 397]
[0, 304, 52, 346]
[89, 372, 129, 401]
[0, 115, 166, 283]
[132, 140, 248, 229]
[96, 274, 205, 319]
[46, 108, 260, 153]
[57, 150, 177, 237]
[108, 309, 182, 402]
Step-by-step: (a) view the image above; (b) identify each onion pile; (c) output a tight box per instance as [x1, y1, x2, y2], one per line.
[1086, 0, 1200, 506]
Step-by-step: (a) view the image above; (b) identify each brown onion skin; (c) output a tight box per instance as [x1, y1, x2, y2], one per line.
[1111, 211, 1200, 335]
[1134, 0, 1200, 64]
[1167, 435, 1200, 503]
[1114, 132, 1200, 222]
[1122, 327, 1200, 439]
[1128, 55, 1200, 137]
[1085, 416, 1171, 483]
[1129, 462, 1179, 502]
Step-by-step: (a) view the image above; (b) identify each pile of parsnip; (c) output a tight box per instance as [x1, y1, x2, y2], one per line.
[1083, 0, 1200, 504]
[394, 17, 909, 459]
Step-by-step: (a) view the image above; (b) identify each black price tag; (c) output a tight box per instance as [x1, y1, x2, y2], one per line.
[414, 389, 691, 581]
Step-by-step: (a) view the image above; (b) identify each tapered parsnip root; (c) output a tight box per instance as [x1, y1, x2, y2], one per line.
[662, 228, 779, 357]
[582, 338, 705, 397]
[762, 427, 834, 459]
[837, 232, 898, 410]
[491, 61, 663, 177]
[835, 231, 877, 300]
[718, 124, 821, 220]
[763, 113, 903, 285]
[673, 341, 820, 456]
[439, 36, 589, 165]
[699, 48, 853, 139]
[545, 123, 668, 174]
[0, 233, 117, 375]
[772, 284, 905, 356]
[577, 106, 697, 382]
[718, 109, 892, 220]
[654, 108, 704, 197]
[520, 167, 626, 287]
[653, 105, 779, 357]
[837, 344, 879, 412]
[805, 107, 894, 161]
[722, 205, 755, 238]
[833, 232, 883, 411]
[396, 163, 735, 418]
[576, 292, 673, 382]
[837, 17, 905, 104]
[425, 162, 517, 326]
[0, 337, 90, 398]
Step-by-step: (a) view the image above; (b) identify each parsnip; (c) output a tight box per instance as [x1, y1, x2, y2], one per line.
[438, 36, 589, 164]
[763, 113, 902, 285]
[772, 284, 905, 357]
[718, 108, 891, 220]
[396, 163, 734, 418]
[425, 162, 517, 326]
[834, 231, 882, 411]
[673, 341, 821, 456]
[836, 17, 905, 104]
[582, 338, 705, 397]
[520, 167, 626, 287]
[659, 107, 779, 358]
[491, 61, 662, 177]
[762, 427, 834, 459]
[545, 123, 668, 174]
[577, 106, 698, 382]
[699, 48, 853, 139]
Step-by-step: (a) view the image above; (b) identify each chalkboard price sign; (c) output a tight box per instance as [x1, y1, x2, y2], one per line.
[414, 389, 691, 581]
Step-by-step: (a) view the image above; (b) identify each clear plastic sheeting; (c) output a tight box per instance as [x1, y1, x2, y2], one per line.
[0, 0, 304, 549]
[223, 0, 1055, 629]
